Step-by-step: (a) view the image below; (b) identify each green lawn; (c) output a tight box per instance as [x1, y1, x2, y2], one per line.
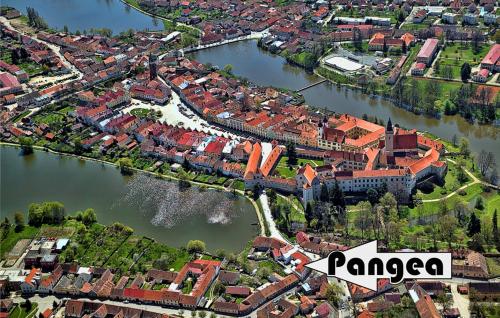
[233, 180, 245, 191]
[416, 161, 468, 200]
[434, 43, 490, 80]
[10, 303, 38, 318]
[276, 195, 305, 223]
[0, 226, 39, 260]
[275, 156, 324, 178]
[486, 257, 500, 278]
[410, 183, 499, 219]
[336, 8, 397, 24]
[341, 41, 369, 53]
[33, 113, 65, 126]
[258, 260, 285, 276]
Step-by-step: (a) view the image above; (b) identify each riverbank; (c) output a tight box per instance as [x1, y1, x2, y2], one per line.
[0, 142, 267, 245]
[119, 0, 202, 36]
[189, 41, 499, 162]
[257, 40, 498, 126]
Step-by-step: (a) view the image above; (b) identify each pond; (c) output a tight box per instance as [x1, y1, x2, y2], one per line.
[0, 145, 259, 252]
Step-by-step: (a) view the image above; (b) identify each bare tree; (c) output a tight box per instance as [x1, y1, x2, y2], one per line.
[477, 150, 496, 176]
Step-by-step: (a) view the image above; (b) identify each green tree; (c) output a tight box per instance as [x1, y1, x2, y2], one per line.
[459, 137, 470, 157]
[82, 208, 97, 225]
[439, 215, 458, 249]
[28, 201, 65, 226]
[223, 64, 233, 74]
[367, 188, 379, 205]
[305, 202, 314, 227]
[320, 183, 329, 202]
[355, 201, 372, 239]
[286, 142, 298, 166]
[212, 280, 226, 296]
[14, 212, 24, 232]
[117, 157, 133, 175]
[468, 212, 481, 237]
[436, 293, 453, 313]
[330, 181, 345, 208]
[468, 233, 485, 252]
[493, 209, 499, 249]
[325, 283, 343, 307]
[24, 299, 32, 311]
[19, 136, 34, 155]
[461, 62, 471, 82]
[187, 240, 206, 254]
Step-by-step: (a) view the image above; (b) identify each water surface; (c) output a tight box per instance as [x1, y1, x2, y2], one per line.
[3, 0, 161, 34]
[0, 146, 259, 252]
[189, 41, 499, 160]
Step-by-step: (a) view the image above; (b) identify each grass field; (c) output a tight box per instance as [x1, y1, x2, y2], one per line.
[275, 156, 324, 178]
[435, 43, 490, 79]
[10, 303, 38, 318]
[0, 226, 38, 260]
[415, 161, 469, 200]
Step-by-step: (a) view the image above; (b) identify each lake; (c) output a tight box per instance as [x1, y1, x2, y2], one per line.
[2, 0, 161, 34]
[0, 145, 259, 252]
[189, 41, 499, 161]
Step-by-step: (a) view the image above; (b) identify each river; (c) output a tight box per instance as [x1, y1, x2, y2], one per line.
[0, 146, 259, 252]
[189, 41, 499, 161]
[2, 0, 161, 34]
[5, 0, 497, 159]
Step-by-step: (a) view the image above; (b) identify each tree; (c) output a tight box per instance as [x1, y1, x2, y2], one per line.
[26, 7, 48, 29]
[459, 137, 470, 157]
[467, 212, 481, 237]
[353, 27, 363, 52]
[223, 64, 233, 74]
[28, 201, 65, 226]
[187, 240, 206, 254]
[493, 209, 499, 248]
[325, 283, 343, 307]
[198, 311, 207, 318]
[330, 181, 345, 209]
[460, 63, 471, 82]
[14, 212, 24, 232]
[475, 197, 484, 210]
[355, 201, 372, 239]
[82, 208, 97, 225]
[286, 142, 297, 166]
[367, 188, 379, 205]
[439, 215, 458, 249]
[117, 157, 133, 175]
[468, 233, 485, 252]
[24, 299, 32, 311]
[320, 184, 329, 202]
[477, 150, 496, 176]
[436, 293, 453, 313]
[19, 136, 34, 155]
[305, 202, 313, 227]
[74, 138, 84, 154]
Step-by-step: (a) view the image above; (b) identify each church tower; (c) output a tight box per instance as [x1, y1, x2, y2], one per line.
[317, 120, 324, 139]
[385, 118, 394, 153]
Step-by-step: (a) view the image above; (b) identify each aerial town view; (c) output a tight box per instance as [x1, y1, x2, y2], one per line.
[0, 0, 499, 317]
